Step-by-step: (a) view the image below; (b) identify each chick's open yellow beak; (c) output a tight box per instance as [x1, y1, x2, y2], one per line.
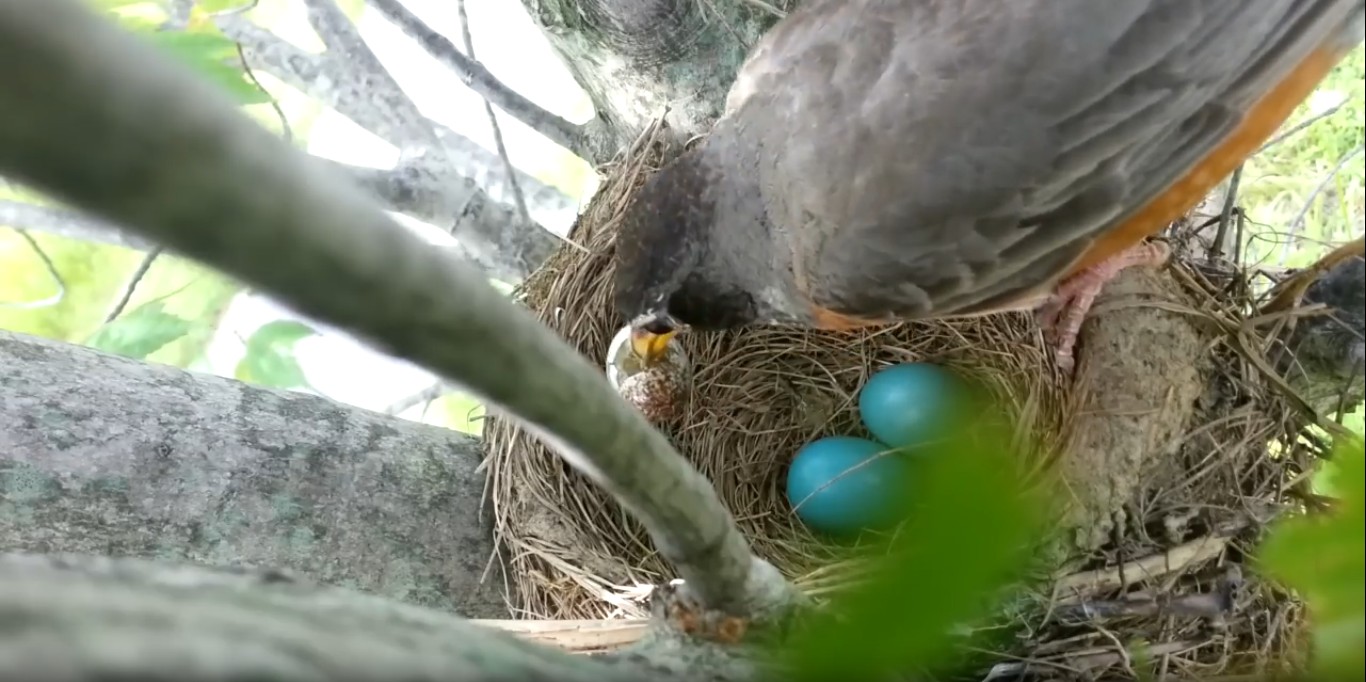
[630, 327, 677, 365]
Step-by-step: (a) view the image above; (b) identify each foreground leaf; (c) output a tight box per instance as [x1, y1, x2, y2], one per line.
[86, 301, 192, 359]
[777, 396, 1052, 679]
[143, 30, 272, 105]
[234, 320, 316, 389]
[98, 1, 272, 106]
[1258, 436, 1366, 679]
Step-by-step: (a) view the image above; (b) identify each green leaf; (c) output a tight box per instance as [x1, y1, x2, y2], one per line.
[1258, 435, 1366, 679]
[86, 301, 193, 360]
[143, 29, 272, 105]
[100, 0, 167, 32]
[197, 0, 248, 11]
[234, 320, 317, 389]
[91, 0, 160, 10]
[776, 396, 1052, 680]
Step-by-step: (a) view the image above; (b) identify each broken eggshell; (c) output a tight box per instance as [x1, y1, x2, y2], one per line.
[605, 324, 693, 423]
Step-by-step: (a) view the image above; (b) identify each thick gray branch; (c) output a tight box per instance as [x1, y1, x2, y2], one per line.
[328, 155, 559, 283]
[0, 553, 761, 681]
[0, 198, 154, 251]
[301, 0, 446, 154]
[0, 0, 799, 620]
[3, 151, 561, 282]
[0, 329, 506, 619]
[2, 160, 555, 282]
[520, 0, 785, 150]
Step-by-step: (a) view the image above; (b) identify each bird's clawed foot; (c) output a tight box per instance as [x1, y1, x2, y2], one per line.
[1036, 241, 1172, 375]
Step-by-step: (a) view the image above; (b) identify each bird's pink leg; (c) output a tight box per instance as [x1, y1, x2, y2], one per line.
[1037, 241, 1172, 374]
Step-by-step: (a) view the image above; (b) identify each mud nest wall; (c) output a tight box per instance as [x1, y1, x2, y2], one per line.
[483, 122, 1334, 677]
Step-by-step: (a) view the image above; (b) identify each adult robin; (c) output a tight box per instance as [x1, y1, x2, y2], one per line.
[612, 0, 1365, 374]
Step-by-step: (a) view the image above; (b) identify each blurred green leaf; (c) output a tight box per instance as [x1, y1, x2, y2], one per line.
[1259, 435, 1365, 679]
[98, 0, 272, 107]
[86, 301, 193, 359]
[235, 320, 316, 389]
[197, 0, 249, 12]
[778, 399, 1052, 680]
[91, 0, 159, 9]
[143, 30, 272, 105]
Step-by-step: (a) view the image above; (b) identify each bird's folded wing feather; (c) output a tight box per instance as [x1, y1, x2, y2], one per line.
[727, 0, 1364, 320]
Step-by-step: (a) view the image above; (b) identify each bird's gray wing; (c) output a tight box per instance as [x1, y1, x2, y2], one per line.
[728, 0, 1364, 320]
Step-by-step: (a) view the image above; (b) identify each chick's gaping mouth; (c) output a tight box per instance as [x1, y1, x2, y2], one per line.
[629, 322, 678, 366]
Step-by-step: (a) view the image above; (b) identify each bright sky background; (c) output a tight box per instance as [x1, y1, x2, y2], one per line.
[203, 0, 594, 419]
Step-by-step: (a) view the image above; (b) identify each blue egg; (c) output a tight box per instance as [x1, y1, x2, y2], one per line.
[786, 436, 911, 535]
[858, 362, 966, 448]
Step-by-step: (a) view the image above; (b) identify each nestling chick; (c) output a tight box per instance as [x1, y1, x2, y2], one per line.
[606, 323, 692, 424]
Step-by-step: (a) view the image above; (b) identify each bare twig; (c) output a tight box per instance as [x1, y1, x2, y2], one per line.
[385, 380, 451, 416]
[0, 0, 800, 623]
[1210, 165, 1242, 261]
[1, 151, 562, 283]
[1255, 98, 1346, 154]
[1053, 533, 1236, 598]
[474, 618, 651, 653]
[1261, 235, 1366, 317]
[0, 229, 66, 310]
[365, 0, 597, 162]
[1052, 564, 1244, 634]
[455, 0, 529, 225]
[992, 640, 1198, 680]
[1281, 143, 1365, 265]
[1052, 586, 1236, 621]
[103, 247, 163, 323]
[0, 199, 154, 251]
[735, 0, 788, 17]
[214, 15, 579, 228]
[233, 41, 292, 142]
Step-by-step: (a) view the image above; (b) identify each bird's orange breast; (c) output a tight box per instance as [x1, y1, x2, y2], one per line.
[1067, 45, 1349, 277]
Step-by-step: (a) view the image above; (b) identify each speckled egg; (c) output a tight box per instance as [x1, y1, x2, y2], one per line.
[618, 367, 687, 424]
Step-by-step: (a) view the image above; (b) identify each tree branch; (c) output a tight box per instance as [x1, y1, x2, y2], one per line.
[455, 0, 532, 225]
[324, 154, 559, 283]
[0, 328, 506, 619]
[0, 0, 800, 624]
[516, 0, 783, 152]
[301, 0, 445, 155]
[4, 149, 562, 283]
[0, 198, 154, 251]
[0, 553, 762, 681]
[216, 10, 582, 229]
[366, 0, 601, 162]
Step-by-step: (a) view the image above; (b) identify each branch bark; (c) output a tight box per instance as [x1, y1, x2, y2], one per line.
[331, 154, 559, 283]
[215, 9, 581, 226]
[0, 553, 761, 681]
[366, 0, 603, 162]
[518, 0, 786, 150]
[0, 0, 800, 626]
[4, 151, 560, 284]
[0, 198, 155, 252]
[0, 328, 506, 619]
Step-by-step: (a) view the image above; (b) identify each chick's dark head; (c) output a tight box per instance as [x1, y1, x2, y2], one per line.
[612, 146, 759, 365]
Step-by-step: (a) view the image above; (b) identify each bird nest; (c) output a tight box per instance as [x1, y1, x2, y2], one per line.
[484, 121, 1330, 679]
